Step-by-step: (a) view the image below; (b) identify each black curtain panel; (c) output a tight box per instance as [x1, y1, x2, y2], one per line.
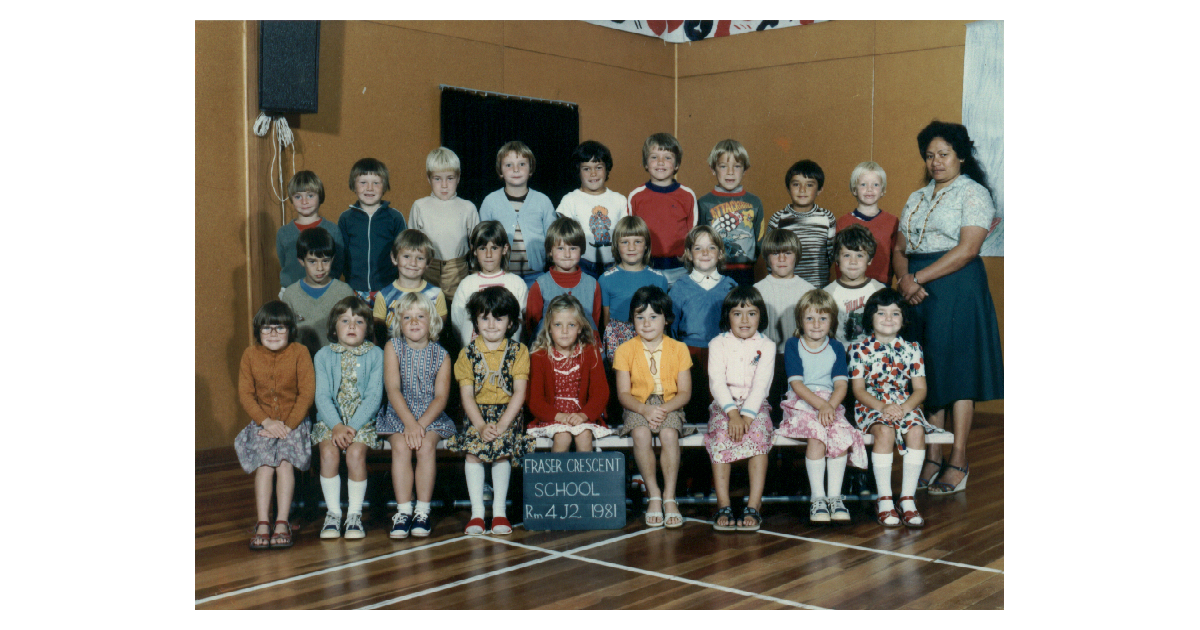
[440, 87, 579, 210]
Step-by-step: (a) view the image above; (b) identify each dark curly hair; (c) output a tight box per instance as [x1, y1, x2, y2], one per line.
[467, 286, 521, 337]
[861, 287, 911, 338]
[719, 285, 768, 333]
[917, 120, 992, 196]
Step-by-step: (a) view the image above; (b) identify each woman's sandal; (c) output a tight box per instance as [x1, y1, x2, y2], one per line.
[736, 506, 762, 532]
[712, 505, 737, 532]
[898, 496, 924, 528]
[663, 499, 684, 529]
[644, 496, 664, 528]
[928, 462, 969, 495]
[876, 496, 902, 528]
[916, 458, 943, 491]
[270, 520, 294, 548]
[250, 521, 271, 550]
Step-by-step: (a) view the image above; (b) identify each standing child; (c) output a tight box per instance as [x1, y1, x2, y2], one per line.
[767, 159, 835, 288]
[836, 161, 898, 286]
[373, 229, 449, 338]
[556, 140, 627, 278]
[409, 147, 479, 302]
[598, 216, 669, 360]
[339, 158, 407, 305]
[627, 132, 698, 288]
[527, 294, 612, 452]
[444, 286, 536, 535]
[776, 289, 868, 524]
[451, 221, 528, 346]
[704, 287, 776, 532]
[376, 292, 456, 539]
[281, 228, 356, 357]
[313, 296, 383, 540]
[614, 286, 694, 529]
[479, 141, 557, 288]
[754, 229, 816, 411]
[824, 225, 886, 350]
[236, 301, 315, 550]
[698, 139, 765, 287]
[526, 216, 602, 337]
[849, 288, 937, 529]
[276, 171, 343, 295]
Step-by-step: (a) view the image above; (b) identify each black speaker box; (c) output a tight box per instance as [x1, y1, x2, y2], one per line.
[258, 20, 320, 114]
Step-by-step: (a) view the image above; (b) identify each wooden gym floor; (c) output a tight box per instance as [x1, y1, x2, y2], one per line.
[195, 414, 1002, 609]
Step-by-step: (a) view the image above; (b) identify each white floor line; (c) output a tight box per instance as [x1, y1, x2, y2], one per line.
[369, 530, 825, 609]
[758, 528, 1004, 574]
[361, 554, 560, 610]
[195, 536, 464, 606]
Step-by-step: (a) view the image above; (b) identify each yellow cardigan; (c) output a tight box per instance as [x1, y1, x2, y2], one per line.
[612, 337, 692, 403]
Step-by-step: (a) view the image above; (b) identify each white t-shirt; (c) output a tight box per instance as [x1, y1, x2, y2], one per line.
[556, 188, 628, 265]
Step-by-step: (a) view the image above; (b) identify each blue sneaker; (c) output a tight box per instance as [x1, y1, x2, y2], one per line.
[390, 512, 412, 539]
[410, 512, 431, 537]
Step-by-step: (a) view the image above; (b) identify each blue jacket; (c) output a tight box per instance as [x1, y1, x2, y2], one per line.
[314, 344, 384, 431]
[479, 188, 557, 274]
[337, 201, 406, 293]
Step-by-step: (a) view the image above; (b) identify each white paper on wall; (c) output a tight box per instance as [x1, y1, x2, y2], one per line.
[964, 20, 1004, 257]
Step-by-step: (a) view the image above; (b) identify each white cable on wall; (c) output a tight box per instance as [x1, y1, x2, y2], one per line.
[253, 111, 297, 224]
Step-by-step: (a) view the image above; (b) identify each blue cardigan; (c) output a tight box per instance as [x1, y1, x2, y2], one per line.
[669, 275, 738, 348]
[314, 344, 384, 431]
[479, 188, 557, 274]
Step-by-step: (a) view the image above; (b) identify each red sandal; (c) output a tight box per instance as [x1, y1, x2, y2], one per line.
[876, 496, 901, 528]
[249, 521, 271, 550]
[898, 496, 924, 528]
[270, 520, 294, 548]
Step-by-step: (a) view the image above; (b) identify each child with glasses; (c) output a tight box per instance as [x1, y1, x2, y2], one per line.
[235, 301, 315, 550]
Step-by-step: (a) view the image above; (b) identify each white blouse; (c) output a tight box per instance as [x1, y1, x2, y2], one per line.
[899, 174, 996, 253]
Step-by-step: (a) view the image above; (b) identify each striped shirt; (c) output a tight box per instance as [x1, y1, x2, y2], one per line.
[767, 204, 836, 288]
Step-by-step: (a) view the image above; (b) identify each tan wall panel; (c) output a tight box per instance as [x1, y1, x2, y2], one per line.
[875, 20, 974, 55]
[677, 21, 872, 78]
[677, 55, 875, 230]
[196, 21, 253, 450]
[501, 48, 674, 197]
[375, 20, 504, 46]
[504, 21, 673, 77]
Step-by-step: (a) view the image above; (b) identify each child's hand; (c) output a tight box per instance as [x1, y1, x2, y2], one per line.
[882, 403, 904, 421]
[817, 403, 835, 426]
[264, 419, 290, 439]
[332, 424, 356, 450]
[404, 422, 425, 450]
[727, 412, 750, 442]
[569, 413, 588, 426]
[555, 412, 574, 426]
[481, 423, 502, 442]
[643, 404, 667, 429]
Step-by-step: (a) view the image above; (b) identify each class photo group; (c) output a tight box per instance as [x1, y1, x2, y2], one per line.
[237, 121, 1003, 551]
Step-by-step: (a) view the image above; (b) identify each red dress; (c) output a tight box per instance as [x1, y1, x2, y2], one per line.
[526, 344, 612, 438]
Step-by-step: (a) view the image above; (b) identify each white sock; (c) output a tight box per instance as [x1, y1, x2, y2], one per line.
[397, 501, 414, 515]
[805, 457, 827, 499]
[826, 455, 848, 498]
[415, 501, 431, 516]
[872, 452, 894, 500]
[320, 474, 342, 516]
[491, 461, 511, 517]
[901, 449, 925, 500]
[347, 478, 367, 515]
[465, 462, 486, 519]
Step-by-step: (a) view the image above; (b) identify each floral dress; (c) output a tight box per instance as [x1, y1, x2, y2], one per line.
[443, 338, 537, 466]
[848, 335, 942, 450]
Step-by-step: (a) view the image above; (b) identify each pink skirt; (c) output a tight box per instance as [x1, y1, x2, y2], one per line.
[777, 389, 867, 469]
[704, 400, 774, 464]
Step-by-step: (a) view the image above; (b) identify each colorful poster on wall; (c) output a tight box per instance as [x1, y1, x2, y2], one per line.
[964, 20, 1004, 257]
[586, 20, 823, 43]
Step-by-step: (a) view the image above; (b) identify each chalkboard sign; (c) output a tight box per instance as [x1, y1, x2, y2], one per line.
[522, 452, 626, 530]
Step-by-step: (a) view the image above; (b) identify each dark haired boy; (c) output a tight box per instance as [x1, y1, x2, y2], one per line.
[281, 228, 356, 356]
[767, 159, 835, 288]
[556, 140, 628, 278]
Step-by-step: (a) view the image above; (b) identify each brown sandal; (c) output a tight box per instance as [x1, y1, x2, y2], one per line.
[270, 520, 294, 548]
[898, 496, 924, 528]
[876, 496, 901, 528]
[250, 521, 271, 550]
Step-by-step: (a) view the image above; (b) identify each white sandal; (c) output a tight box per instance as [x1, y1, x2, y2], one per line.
[644, 496, 664, 527]
[664, 499, 684, 529]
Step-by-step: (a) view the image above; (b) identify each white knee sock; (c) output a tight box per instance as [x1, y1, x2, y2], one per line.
[901, 449, 925, 503]
[347, 478, 367, 515]
[320, 474, 342, 516]
[491, 461, 511, 518]
[805, 457, 827, 499]
[826, 455, 848, 498]
[872, 452, 894, 499]
[465, 462, 486, 519]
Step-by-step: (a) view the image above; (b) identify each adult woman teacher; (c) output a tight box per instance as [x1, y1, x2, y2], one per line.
[892, 121, 1003, 495]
